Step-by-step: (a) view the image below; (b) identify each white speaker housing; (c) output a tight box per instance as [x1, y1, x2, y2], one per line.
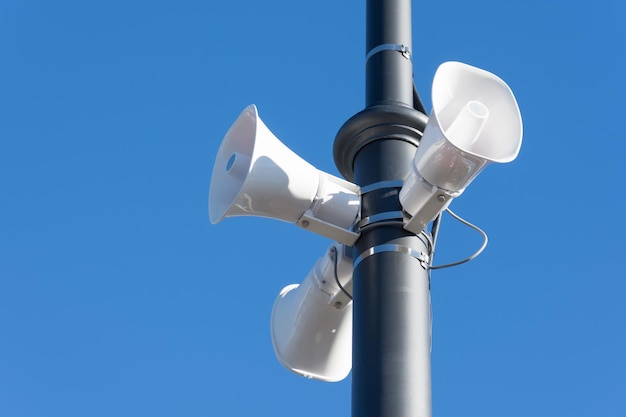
[270, 243, 353, 382]
[400, 61, 523, 234]
[209, 105, 360, 245]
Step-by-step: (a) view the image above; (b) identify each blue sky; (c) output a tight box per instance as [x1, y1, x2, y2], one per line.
[1, 0, 624, 416]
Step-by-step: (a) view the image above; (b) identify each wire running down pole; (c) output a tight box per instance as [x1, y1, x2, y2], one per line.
[334, 0, 432, 416]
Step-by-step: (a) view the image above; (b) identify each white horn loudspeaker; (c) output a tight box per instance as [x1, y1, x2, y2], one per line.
[400, 61, 523, 234]
[270, 243, 353, 382]
[209, 105, 360, 245]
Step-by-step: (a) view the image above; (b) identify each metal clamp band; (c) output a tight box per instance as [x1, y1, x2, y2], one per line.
[360, 180, 404, 194]
[357, 211, 404, 230]
[354, 244, 430, 269]
[366, 44, 412, 62]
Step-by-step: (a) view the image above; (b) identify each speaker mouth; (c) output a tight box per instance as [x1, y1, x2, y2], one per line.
[432, 61, 522, 163]
[209, 106, 258, 223]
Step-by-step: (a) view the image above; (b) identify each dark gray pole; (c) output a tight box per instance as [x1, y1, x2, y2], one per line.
[334, 0, 432, 416]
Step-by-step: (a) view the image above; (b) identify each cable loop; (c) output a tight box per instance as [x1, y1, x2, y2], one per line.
[428, 208, 489, 270]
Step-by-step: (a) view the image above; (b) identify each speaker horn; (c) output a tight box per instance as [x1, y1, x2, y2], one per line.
[400, 62, 523, 233]
[270, 243, 353, 382]
[209, 105, 360, 245]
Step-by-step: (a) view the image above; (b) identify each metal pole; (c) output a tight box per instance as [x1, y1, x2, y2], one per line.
[334, 0, 432, 416]
[365, 0, 413, 107]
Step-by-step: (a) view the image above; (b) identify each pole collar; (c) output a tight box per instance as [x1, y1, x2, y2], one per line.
[333, 105, 428, 182]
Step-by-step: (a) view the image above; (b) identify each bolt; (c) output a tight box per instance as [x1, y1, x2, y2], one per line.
[437, 194, 446, 202]
[334, 301, 343, 309]
[301, 220, 310, 228]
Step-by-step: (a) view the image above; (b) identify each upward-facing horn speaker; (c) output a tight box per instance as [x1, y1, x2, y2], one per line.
[209, 105, 361, 245]
[400, 61, 523, 234]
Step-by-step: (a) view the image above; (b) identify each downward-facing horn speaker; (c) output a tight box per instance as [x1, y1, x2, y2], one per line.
[270, 243, 353, 382]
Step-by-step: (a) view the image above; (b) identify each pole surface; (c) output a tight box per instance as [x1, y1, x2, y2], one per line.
[365, 0, 414, 107]
[347, 0, 433, 416]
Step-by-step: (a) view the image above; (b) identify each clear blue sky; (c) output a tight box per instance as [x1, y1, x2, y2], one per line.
[1, 1, 624, 416]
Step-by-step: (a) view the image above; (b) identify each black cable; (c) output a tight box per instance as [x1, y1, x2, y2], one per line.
[412, 82, 427, 114]
[429, 208, 489, 270]
[331, 246, 353, 301]
[429, 213, 442, 261]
